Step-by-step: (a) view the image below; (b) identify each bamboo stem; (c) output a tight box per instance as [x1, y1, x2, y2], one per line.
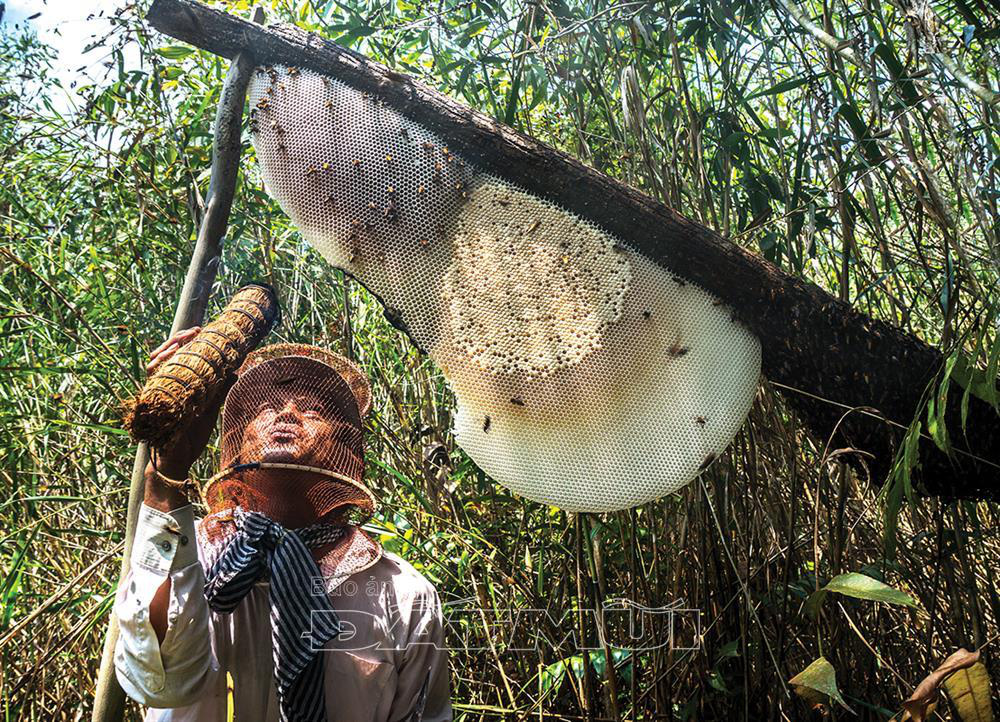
[89, 15, 260, 719]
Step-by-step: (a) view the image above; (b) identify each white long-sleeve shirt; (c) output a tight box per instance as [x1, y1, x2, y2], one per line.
[114, 504, 452, 722]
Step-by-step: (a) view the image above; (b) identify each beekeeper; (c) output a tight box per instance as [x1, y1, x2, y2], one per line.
[114, 327, 452, 721]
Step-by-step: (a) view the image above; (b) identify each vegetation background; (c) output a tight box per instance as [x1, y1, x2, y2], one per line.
[1, 0, 999, 719]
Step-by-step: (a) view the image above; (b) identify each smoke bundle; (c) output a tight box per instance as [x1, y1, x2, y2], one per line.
[124, 283, 280, 448]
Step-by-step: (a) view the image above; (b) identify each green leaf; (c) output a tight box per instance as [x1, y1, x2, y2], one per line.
[464, 20, 490, 38]
[805, 572, 917, 618]
[154, 45, 194, 60]
[803, 588, 828, 620]
[823, 572, 917, 607]
[716, 639, 741, 660]
[746, 73, 820, 100]
[789, 657, 851, 711]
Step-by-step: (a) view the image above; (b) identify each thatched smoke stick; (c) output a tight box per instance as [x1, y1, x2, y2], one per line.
[145, 0, 1000, 498]
[91, 15, 262, 721]
[123, 283, 280, 448]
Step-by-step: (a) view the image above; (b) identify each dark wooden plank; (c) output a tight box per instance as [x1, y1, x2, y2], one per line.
[145, 0, 1000, 498]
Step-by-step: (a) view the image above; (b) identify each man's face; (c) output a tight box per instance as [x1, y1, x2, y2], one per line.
[240, 389, 337, 465]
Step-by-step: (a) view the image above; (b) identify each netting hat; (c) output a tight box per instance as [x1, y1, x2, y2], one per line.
[204, 343, 377, 527]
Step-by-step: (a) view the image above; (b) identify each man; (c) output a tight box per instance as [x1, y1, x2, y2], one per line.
[114, 328, 452, 722]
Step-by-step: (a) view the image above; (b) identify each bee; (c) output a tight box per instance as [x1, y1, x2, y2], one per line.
[527, 220, 541, 233]
[698, 453, 716, 471]
[385, 154, 393, 162]
[483, 415, 492, 433]
[642, 310, 652, 320]
[454, 181, 463, 191]
[667, 342, 689, 358]
[368, 201, 378, 210]
[384, 198, 398, 221]
[672, 276, 686, 286]
[422, 141, 434, 150]
[324, 99, 333, 109]
[277, 142, 287, 152]
[399, 127, 410, 139]
[695, 416, 707, 426]
[288, 66, 299, 76]
[305, 165, 318, 177]
[352, 159, 361, 167]
[712, 299, 723, 306]
[325, 194, 336, 205]
[510, 396, 525, 407]
[418, 185, 426, 194]
[322, 162, 331, 171]
[419, 238, 430, 248]
[271, 122, 284, 134]
[387, 185, 395, 194]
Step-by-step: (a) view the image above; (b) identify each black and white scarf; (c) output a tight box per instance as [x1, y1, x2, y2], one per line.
[204, 508, 346, 722]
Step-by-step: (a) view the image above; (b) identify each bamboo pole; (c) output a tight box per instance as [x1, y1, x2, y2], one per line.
[90, 13, 261, 720]
[142, 0, 1000, 497]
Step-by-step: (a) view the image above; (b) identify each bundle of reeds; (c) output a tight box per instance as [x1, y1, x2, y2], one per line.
[123, 283, 280, 447]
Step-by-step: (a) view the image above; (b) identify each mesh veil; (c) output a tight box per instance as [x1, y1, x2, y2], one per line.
[203, 343, 376, 528]
[247, 66, 762, 512]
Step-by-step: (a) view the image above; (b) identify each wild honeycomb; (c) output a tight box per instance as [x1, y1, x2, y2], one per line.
[247, 65, 762, 511]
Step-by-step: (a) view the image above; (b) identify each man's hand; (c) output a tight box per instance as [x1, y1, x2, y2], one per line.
[143, 326, 234, 508]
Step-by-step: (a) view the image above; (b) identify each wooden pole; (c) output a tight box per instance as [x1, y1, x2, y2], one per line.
[90, 13, 261, 719]
[143, 0, 1000, 497]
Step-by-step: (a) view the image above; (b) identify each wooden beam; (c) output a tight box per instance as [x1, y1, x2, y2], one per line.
[90, 18, 260, 721]
[145, 0, 1000, 498]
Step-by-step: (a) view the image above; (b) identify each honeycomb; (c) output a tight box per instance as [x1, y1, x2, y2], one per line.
[247, 65, 762, 512]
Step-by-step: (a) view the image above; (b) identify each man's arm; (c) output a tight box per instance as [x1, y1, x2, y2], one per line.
[114, 502, 216, 708]
[114, 327, 227, 707]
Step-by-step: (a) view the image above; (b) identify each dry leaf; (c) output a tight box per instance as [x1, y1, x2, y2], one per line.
[943, 660, 993, 722]
[902, 649, 981, 722]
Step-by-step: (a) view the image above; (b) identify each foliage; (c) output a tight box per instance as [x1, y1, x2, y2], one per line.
[1, 0, 999, 719]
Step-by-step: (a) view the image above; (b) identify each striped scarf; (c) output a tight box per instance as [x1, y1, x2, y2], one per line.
[204, 508, 346, 722]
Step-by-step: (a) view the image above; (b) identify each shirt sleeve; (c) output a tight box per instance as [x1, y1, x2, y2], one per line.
[388, 579, 452, 722]
[114, 503, 218, 708]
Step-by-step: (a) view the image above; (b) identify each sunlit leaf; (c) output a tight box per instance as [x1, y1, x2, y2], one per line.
[789, 657, 852, 711]
[943, 661, 994, 722]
